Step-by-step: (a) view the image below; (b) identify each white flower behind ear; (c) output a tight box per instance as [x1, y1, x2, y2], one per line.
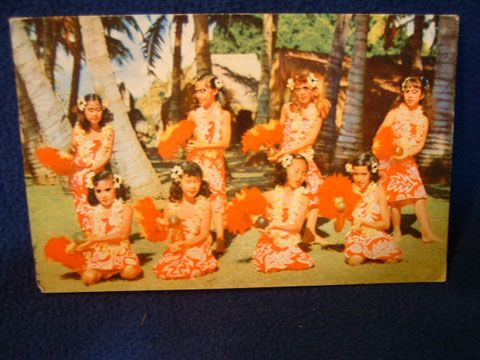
[171, 165, 183, 182]
[101, 99, 109, 109]
[281, 154, 293, 168]
[286, 78, 295, 91]
[345, 163, 353, 174]
[370, 160, 378, 174]
[77, 97, 86, 112]
[113, 174, 122, 188]
[307, 73, 318, 89]
[86, 171, 96, 189]
[213, 77, 224, 90]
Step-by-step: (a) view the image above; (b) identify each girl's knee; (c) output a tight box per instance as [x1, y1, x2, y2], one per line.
[81, 270, 101, 285]
[346, 255, 365, 266]
[120, 265, 142, 280]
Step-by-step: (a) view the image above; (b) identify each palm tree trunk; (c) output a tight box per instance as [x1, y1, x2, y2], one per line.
[193, 14, 212, 77]
[411, 15, 425, 75]
[78, 15, 161, 197]
[418, 15, 458, 171]
[256, 14, 276, 124]
[317, 14, 352, 172]
[68, 18, 82, 125]
[333, 14, 370, 170]
[42, 18, 57, 88]
[15, 71, 58, 185]
[11, 18, 72, 150]
[168, 15, 187, 123]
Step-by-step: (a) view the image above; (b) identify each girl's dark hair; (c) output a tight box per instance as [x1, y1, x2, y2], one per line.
[75, 93, 113, 132]
[169, 161, 211, 202]
[349, 152, 380, 183]
[273, 154, 309, 186]
[87, 169, 130, 206]
[192, 74, 234, 114]
[391, 76, 433, 124]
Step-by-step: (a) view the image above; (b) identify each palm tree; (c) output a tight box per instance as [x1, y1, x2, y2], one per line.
[11, 18, 72, 150]
[333, 14, 370, 169]
[15, 71, 58, 185]
[193, 14, 212, 77]
[317, 14, 352, 171]
[418, 15, 459, 171]
[255, 14, 278, 124]
[78, 15, 161, 197]
[411, 15, 425, 75]
[169, 15, 188, 122]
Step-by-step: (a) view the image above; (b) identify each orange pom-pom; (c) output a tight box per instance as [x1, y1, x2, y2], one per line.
[36, 147, 76, 176]
[225, 187, 267, 234]
[316, 174, 361, 219]
[372, 126, 396, 160]
[240, 187, 268, 216]
[133, 197, 168, 242]
[158, 119, 196, 160]
[241, 120, 283, 154]
[44, 236, 86, 270]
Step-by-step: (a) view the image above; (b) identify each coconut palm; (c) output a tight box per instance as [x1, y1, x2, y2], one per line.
[411, 15, 425, 75]
[333, 14, 370, 169]
[317, 14, 352, 171]
[193, 14, 212, 77]
[418, 15, 459, 171]
[11, 18, 72, 150]
[255, 14, 278, 124]
[78, 15, 161, 197]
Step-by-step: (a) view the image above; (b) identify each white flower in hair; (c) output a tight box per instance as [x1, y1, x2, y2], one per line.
[77, 97, 86, 112]
[86, 171, 96, 189]
[370, 160, 378, 174]
[213, 78, 224, 90]
[102, 99, 109, 109]
[113, 174, 122, 188]
[286, 78, 295, 91]
[307, 73, 318, 88]
[171, 165, 183, 182]
[345, 163, 353, 174]
[281, 154, 293, 168]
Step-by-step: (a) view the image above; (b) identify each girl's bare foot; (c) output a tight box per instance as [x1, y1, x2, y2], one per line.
[312, 235, 331, 246]
[392, 228, 402, 242]
[421, 233, 442, 243]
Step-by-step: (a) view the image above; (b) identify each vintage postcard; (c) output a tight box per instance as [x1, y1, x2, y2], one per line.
[10, 13, 457, 292]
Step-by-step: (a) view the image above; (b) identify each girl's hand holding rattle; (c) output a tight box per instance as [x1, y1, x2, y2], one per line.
[334, 196, 346, 212]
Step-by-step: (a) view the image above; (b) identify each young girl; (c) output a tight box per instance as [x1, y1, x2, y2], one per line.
[185, 75, 231, 253]
[269, 70, 330, 245]
[69, 93, 114, 233]
[154, 161, 218, 280]
[253, 154, 315, 272]
[374, 76, 440, 243]
[335, 153, 403, 265]
[74, 170, 141, 285]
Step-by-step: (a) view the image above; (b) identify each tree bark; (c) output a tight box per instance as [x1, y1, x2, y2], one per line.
[193, 14, 212, 77]
[68, 18, 82, 125]
[333, 14, 370, 170]
[418, 15, 458, 172]
[79, 15, 161, 197]
[317, 14, 352, 171]
[411, 15, 425, 75]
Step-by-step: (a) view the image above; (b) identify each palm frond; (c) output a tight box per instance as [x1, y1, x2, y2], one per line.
[142, 15, 169, 76]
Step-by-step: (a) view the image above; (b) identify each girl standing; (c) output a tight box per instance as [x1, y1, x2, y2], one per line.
[374, 76, 441, 243]
[335, 153, 403, 265]
[253, 154, 315, 273]
[269, 70, 330, 245]
[185, 75, 231, 253]
[69, 94, 114, 233]
[154, 162, 218, 280]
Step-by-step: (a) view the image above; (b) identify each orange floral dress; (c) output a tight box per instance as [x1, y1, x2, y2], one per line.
[83, 200, 140, 277]
[187, 102, 227, 213]
[253, 186, 314, 272]
[154, 197, 218, 279]
[281, 103, 323, 206]
[378, 104, 428, 204]
[69, 124, 114, 233]
[344, 182, 403, 261]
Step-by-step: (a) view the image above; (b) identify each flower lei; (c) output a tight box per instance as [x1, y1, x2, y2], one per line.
[281, 154, 293, 168]
[196, 102, 222, 143]
[171, 165, 183, 182]
[91, 199, 124, 235]
[271, 186, 304, 231]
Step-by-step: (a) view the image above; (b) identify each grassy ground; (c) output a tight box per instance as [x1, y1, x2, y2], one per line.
[27, 148, 449, 293]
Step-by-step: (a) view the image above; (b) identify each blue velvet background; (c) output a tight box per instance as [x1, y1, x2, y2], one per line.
[1, 1, 478, 358]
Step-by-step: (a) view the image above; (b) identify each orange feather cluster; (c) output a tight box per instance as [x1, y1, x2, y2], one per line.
[225, 187, 268, 235]
[316, 174, 361, 219]
[44, 236, 86, 271]
[36, 147, 76, 176]
[133, 197, 168, 242]
[372, 126, 396, 160]
[158, 119, 196, 160]
[241, 120, 284, 154]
